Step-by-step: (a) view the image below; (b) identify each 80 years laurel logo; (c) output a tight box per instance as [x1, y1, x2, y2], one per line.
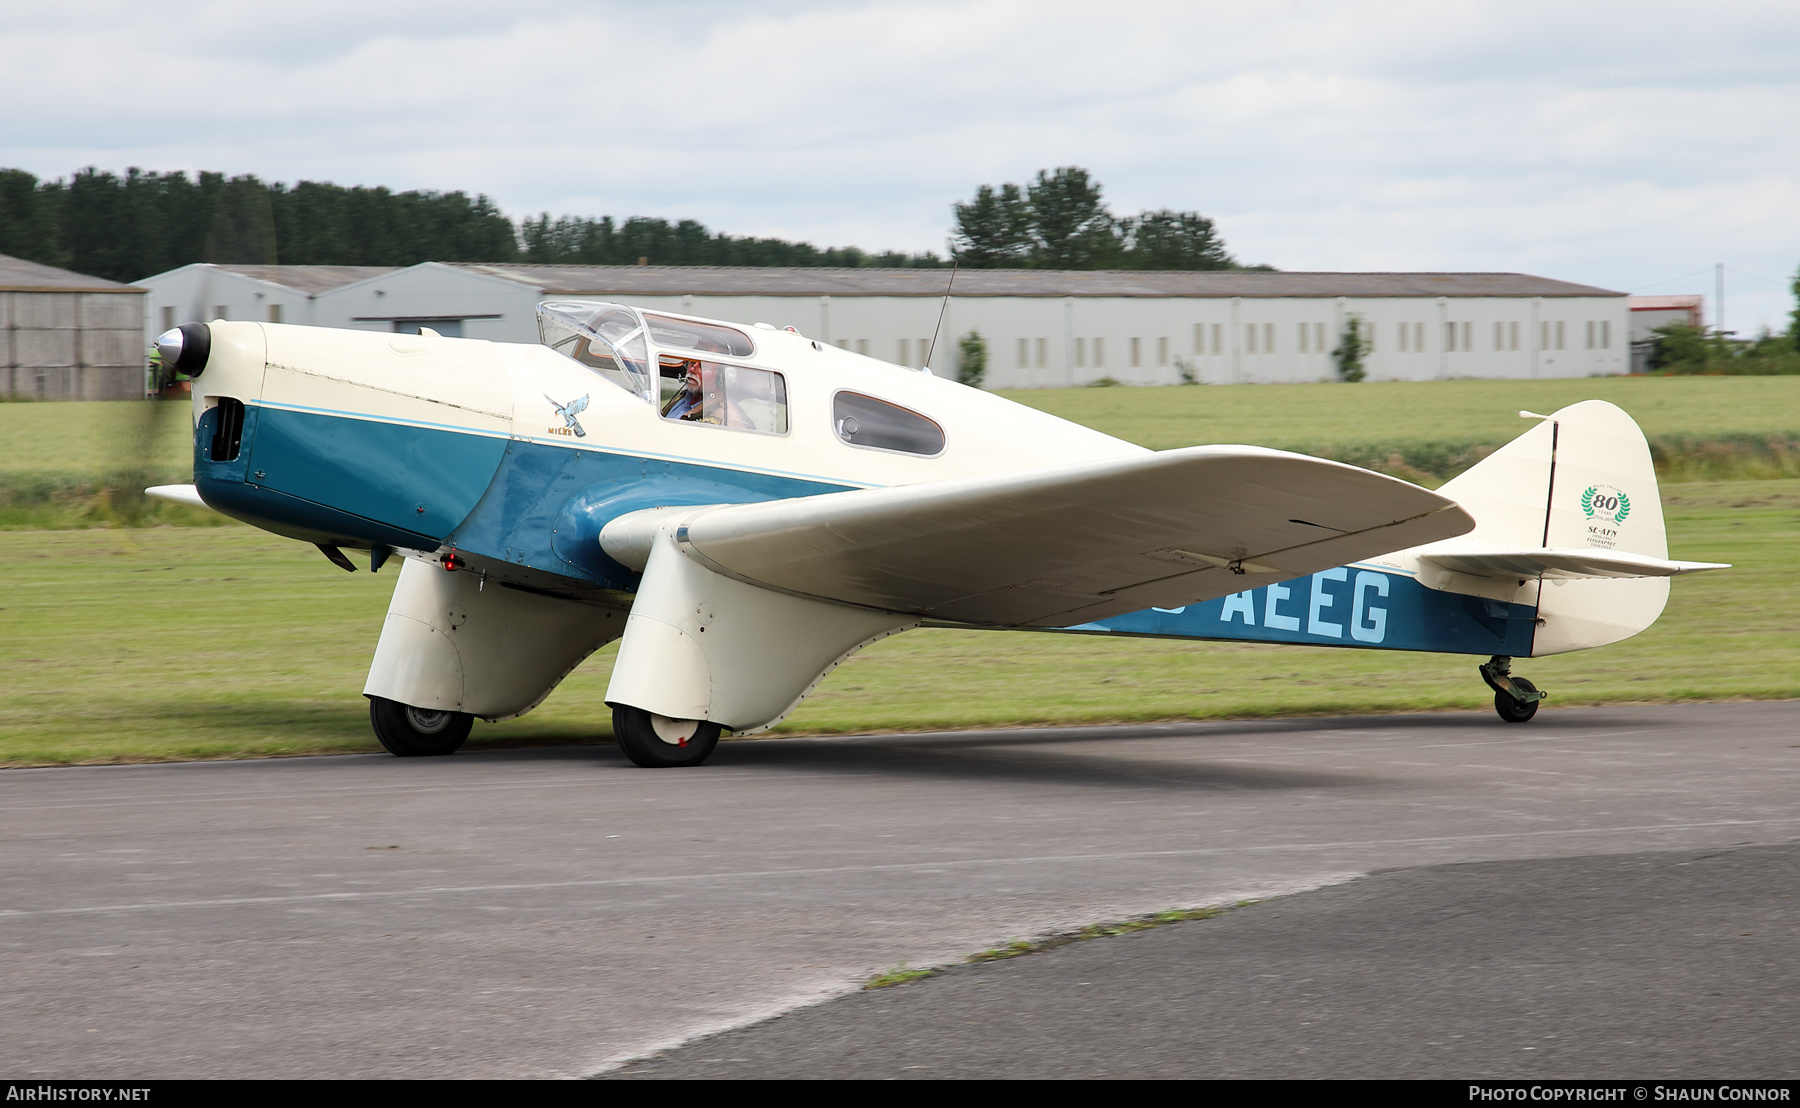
[1581, 485, 1631, 527]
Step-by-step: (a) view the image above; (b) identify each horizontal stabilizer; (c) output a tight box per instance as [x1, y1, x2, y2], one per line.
[604, 446, 1474, 627]
[1419, 547, 1730, 581]
[146, 484, 213, 510]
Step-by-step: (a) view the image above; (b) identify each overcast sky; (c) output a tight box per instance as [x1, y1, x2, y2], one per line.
[5, 0, 1797, 329]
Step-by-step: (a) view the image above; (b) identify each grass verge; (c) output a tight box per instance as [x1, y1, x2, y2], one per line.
[863, 903, 1250, 989]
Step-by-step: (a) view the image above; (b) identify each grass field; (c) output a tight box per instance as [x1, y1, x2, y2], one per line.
[1000, 375, 1800, 451]
[1, 478, 1792, 766]
[1002, 376, 1800, 482]
[3, 374, 1800, 523]
[0, 400, 205, 529]
[8, 375, 1798, 480]
[0, 398, 194, 480]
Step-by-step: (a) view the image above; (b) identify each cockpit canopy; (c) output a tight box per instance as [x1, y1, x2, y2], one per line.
[537, 301, 653, 399]
[537, 300, 756, 403]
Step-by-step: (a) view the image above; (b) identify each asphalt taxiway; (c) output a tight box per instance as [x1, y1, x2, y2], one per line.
[1, 701, 1795, 1078]
[609, 842, 1800, 1079]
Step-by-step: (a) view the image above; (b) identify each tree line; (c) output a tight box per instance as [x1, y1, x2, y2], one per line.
[0, 164, 1249, 284]
[0, 167, 948, 283]
[516, 213, 941, 270]
[0, 168, 521, 284]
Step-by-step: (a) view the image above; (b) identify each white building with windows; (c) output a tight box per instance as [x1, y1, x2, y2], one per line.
[137, 264, 1629, 386]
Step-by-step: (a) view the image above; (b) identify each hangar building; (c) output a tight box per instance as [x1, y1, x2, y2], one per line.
[2, 253, 147, 400]
[139, 263, 1629, 387]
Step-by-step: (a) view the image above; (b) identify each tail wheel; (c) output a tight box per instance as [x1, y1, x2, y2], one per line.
[1494, 677, 1540, 724]
[612, 704, 721, 768]
[369, 696, 473, 756]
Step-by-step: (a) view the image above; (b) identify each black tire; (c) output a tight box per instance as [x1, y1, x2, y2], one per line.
[612, 704, 721, 768]
[1494, 677, 1540, 724]
[369, 696, 472, 756]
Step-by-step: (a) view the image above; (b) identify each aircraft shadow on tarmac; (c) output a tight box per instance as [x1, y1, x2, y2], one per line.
[705, 730, 1389, 793]
[434, 707, 1680, 794]
[450, 720, 1444, 793]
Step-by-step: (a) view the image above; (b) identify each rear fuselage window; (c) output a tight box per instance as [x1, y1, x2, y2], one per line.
[659, 356, 788, 435]
[832, 392, 944, 456]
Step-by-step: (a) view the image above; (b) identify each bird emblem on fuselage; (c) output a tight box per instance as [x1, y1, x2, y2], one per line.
[545, 393, 589, 438]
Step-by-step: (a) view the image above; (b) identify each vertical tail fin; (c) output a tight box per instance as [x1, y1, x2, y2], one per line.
[1430, 400, 1672, 656]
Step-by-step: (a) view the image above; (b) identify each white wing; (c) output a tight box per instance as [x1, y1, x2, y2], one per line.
[602, 446, 1473, 627]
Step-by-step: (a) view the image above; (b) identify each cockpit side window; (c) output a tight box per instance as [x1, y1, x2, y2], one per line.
[659, 356, 788, 435]
[832, 392, 945, 456]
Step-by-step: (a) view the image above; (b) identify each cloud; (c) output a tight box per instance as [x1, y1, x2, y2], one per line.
[3, 0, 1796, 326]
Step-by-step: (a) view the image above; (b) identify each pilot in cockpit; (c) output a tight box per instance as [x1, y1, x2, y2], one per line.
[661, 346, 750, 428]
[661, 358, 705, 421]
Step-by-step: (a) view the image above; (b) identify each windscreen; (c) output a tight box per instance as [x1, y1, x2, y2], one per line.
[537, 300, 654, 400]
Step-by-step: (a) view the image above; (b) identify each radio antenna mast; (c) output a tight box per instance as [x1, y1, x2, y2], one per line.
[924, 262, 960, 372]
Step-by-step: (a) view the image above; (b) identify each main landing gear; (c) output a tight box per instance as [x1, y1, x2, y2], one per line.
[369, 696, 472, 756]
[1479, 655, 1545, 724]
[612, 704, 721, 768]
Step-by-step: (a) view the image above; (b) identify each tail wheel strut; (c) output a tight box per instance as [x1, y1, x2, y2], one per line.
[1479, 655, 1545, 724]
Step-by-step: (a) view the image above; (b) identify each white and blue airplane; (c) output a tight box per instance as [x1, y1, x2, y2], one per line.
[148, 301, 1727, 767]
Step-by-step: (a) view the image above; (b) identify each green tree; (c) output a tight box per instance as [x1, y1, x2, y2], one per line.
[1024, 167, 1120, 268]
[949, 183, 1032, 267]
[1121, 209, 1236, 270]
[203, 175, 279, 264]
[1332, 315, 1368, 382]
[1790, 264, 1800, 355]
[956, 331, 988, 388]
[0, 169, 67, 267]
[60, 167, 134, 279]
[1647, 322, 1713, 373]
[950, 166, 1252, 271]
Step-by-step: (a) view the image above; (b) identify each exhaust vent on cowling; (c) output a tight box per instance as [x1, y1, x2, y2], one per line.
[210, 397, 245, 462]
